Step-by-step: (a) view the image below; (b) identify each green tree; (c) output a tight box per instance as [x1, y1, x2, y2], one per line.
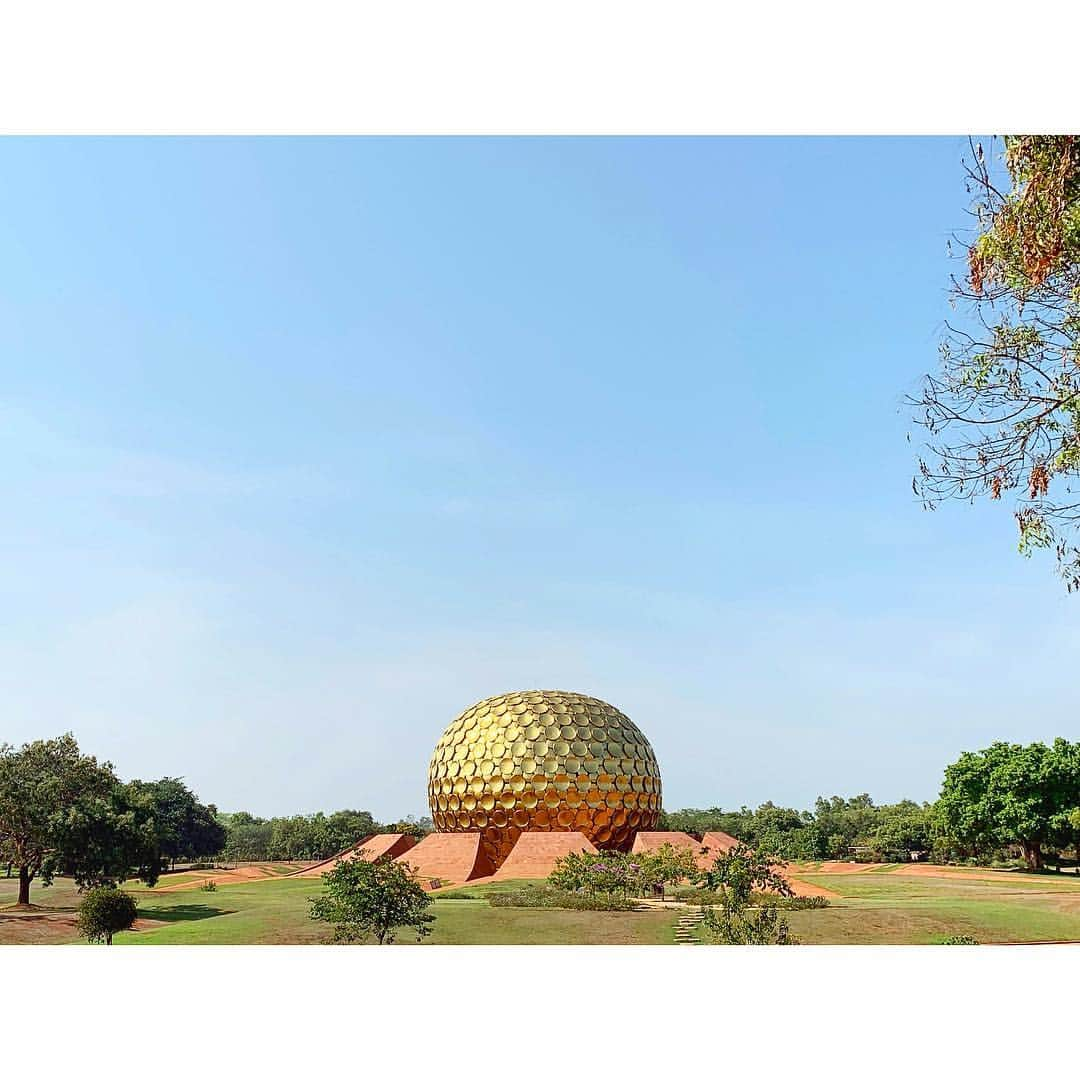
[76, 886, 138, 945]
[0, 734, 159, 906]
[379, 815, 431, 841]
[219, 811, 273, 862]
[698, 844, 797, 945]
[326, 809, 378, 852]
[658, 806, 755, 840]
[698, 843, 793, 903]
[912, 136, 1080, 590]
[640, 843, 702, 898]
[309, 854, 434, 944]
[937, 739, 1080, 870]
[127, 777, 225, 869]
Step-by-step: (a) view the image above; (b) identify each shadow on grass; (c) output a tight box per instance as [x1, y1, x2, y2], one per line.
[137, 904, 233, 923]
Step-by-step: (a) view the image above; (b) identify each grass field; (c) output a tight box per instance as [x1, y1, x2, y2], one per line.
[0, 873, 681, 945]
[785, 868, 1080, 944]
[3, 863, 1080, 944]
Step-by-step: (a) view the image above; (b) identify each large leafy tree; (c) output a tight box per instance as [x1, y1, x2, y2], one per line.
[309, 854, 434, 944]
[912, 136, 1080, 589]
[127, 777, 225, 868]
[937, 739, 1080, 870]
[0, 734, 159, 905]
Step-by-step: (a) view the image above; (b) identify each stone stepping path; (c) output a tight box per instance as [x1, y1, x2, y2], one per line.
[674, 906, 705, 945]
[627, 897, 706, 944]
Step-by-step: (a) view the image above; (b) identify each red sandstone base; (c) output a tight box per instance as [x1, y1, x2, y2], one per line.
[394, 832, 493, 885]
[492, 831, 598, 880]
[630, 831, 701, 855]
[698, 830, 740, 864]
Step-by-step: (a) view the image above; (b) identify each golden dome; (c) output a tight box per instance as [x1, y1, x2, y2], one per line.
[428, 689, 662, 869]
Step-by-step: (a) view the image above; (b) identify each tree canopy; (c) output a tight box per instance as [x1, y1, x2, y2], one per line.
[309, 854, 434, 944]
[660, 795, 934, 862]
[937, 739, 1080, 870]
[128, 776, 226, 868]
[0, 734, 161, 905]
[217, 809, 429, 862]
[912, 135, 1080, 589]
[698, 844, 797, 945]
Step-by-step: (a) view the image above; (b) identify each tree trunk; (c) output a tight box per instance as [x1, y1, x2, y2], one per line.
[106, 932, 113, 945]
[1020, 839, 1043, 871]
[17, 865, 32, 905]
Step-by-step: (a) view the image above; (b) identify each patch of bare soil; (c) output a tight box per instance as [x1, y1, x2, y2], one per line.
[0, 910, 80, 945]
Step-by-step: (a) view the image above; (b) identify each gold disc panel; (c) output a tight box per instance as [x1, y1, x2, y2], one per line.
[428, 689, 662, 870]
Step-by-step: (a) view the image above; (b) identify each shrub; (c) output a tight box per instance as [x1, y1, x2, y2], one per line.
[940, 935, 980, 945]
[750, 892, 831, 910]
[702, 902, 797, 945]
[550, 850, 648, 896]
[489, 886, 637, 911]
[201, 879, 217, 892]
[672, 886, 724, 905]
[77, 887, 139, 945]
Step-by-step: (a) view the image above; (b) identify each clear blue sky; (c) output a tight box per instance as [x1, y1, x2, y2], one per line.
[2, 137, 1074, 820]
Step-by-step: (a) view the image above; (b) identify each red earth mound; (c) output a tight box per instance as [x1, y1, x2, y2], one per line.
[493, 832, 598, 880]
[631, 831, 701, 855]
[699, 830, 740, 859]
[395, 832, 493, 886]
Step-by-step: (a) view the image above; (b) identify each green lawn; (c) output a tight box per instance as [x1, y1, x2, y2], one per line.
[1, 874, 680, 945]
[5, 864, 1080, 944]
[789, 871, 1080, 943]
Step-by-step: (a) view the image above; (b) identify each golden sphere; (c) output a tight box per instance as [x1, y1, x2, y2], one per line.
[428, 690, 662, 870]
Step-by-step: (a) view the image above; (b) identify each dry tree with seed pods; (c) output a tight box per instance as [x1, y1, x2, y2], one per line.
[910, 135, 1080, 590]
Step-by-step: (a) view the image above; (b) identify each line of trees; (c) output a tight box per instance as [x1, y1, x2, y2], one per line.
[661, 739, 1080, 871]
[217, 811, 431, 863]
[660, 795, 935, 863]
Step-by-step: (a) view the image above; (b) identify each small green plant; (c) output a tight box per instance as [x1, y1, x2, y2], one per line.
[201, 879, 217, 892]
[77, 886, 138, 945]
[940, 935, 980, 945]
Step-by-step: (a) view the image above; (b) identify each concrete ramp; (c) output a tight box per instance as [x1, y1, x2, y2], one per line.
[631, 831, 702, 856]
[290, 833, 418, 878]
[493, 832, 598, 880]
[395, 832, 493, 886]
